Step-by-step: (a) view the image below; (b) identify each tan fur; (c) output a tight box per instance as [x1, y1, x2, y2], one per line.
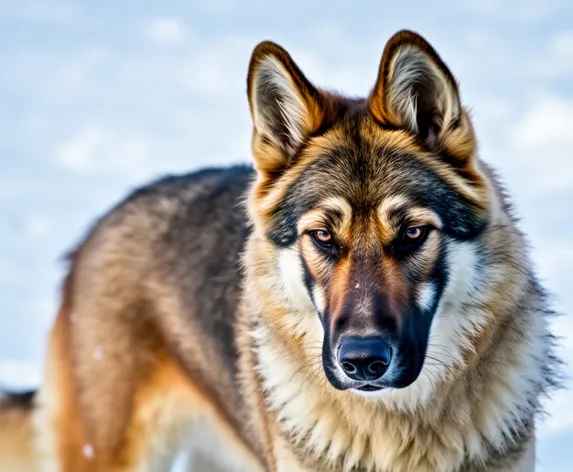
[0, 397, 36, 471]
[35, 312, 259, 472]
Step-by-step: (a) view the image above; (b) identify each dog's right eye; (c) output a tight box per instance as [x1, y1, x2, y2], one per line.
[311, 230, 333, 248]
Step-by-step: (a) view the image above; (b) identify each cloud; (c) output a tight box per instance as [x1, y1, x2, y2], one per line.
[530, 31, 573, 78]
[144, 18, 189, 45]
[550, 31, 573, 58]
[0, 264, 22, 285]
[23, 215, 52, 241]
[505, 95, 573, 195]
[54, 124, 156, 178]
[0, 0, 79, 25]
[540, 389, 573, 437]
[461, 0, 572, 23]
[510, 96, 573, 151]
[178, 35, 262, 99]
[53, 115, 252, 183]
[191, 0, 238, 15]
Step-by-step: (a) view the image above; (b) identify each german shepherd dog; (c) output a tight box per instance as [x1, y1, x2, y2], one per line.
[0, 30, 559, 472]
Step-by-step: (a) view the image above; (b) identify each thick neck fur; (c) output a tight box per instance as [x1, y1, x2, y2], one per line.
[241, 163, 554, 472]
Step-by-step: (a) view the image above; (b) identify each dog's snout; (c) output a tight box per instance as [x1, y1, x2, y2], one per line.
[337, 337, 391, 381]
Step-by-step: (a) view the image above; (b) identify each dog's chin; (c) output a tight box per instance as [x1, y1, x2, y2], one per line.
[326, 378, 397, 398]
[350, 386, 396, 397]
[323, 368, 398, 395]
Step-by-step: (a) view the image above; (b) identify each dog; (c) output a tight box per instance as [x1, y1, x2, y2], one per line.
[0, 29, 559, 472]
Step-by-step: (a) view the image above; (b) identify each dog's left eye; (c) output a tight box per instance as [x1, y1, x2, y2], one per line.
[395, 225, 430, 255]
[405, 226, 424, 240]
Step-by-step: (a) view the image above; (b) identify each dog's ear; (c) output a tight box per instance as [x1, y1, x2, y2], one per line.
[247, 41, 325, 176]
[369, 30, 475, 161]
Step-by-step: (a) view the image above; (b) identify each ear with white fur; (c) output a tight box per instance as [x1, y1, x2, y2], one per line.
[247, 41, 325, 175]
[370, 30, 474, 157]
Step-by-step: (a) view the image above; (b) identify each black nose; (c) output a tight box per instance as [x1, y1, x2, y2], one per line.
[337, 337, 391, 381]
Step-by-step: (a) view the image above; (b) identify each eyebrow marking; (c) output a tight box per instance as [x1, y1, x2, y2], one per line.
[406, 207, 443, 229]
[378, 195, 443, 242]
[297, 196, 353, 236]
[379, 195, 411, 230]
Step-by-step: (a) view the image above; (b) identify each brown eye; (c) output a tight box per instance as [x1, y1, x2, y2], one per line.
[311, 229, 333, 248]
[405, 226, 423, 239]
[394, 225, 431, 257]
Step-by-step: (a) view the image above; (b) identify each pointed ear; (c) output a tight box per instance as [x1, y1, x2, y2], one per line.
[247, 41, 325, 175]
[369, 30, 475, 160]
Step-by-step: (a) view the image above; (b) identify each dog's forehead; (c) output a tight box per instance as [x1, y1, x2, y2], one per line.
[298, 139, 437, 206]
[266, 121, 487, 246]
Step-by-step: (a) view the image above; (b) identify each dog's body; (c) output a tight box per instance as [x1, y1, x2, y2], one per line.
[0, 30, 558, 472]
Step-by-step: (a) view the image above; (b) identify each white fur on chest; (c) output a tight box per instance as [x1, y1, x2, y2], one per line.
[256, 329, 541, 472]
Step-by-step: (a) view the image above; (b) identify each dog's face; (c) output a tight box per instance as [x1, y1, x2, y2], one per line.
[247, 31, 492, 394]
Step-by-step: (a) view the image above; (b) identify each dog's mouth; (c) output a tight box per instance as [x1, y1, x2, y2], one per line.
[356, 384, 383, 392]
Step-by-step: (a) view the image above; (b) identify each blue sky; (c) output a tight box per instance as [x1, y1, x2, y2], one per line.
[1, 1, 572, 470]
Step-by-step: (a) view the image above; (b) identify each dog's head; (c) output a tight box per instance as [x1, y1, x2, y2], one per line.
[246, 31, 492, 396]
